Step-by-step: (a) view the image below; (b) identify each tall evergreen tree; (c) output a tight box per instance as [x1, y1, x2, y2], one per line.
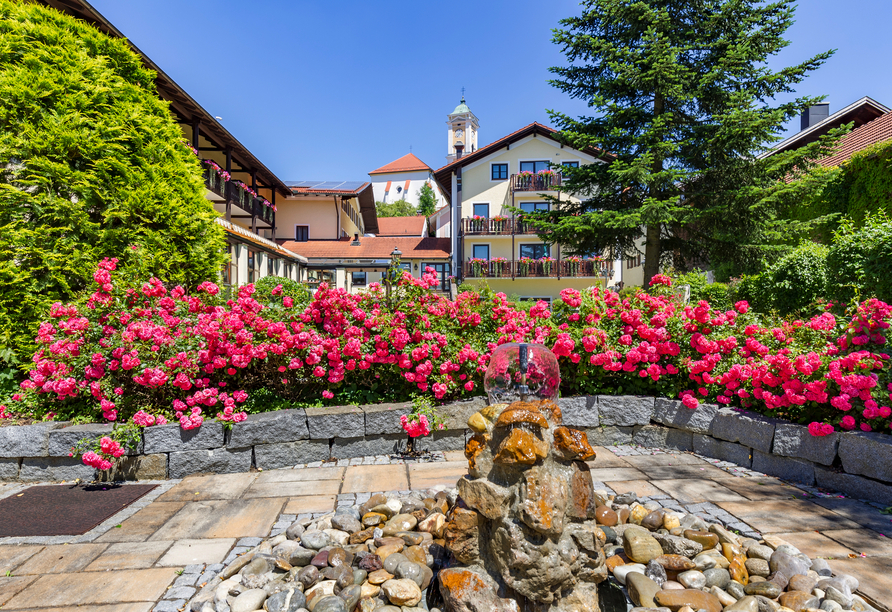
[537, 0, 845, 284]
[417, 182, 438, 217]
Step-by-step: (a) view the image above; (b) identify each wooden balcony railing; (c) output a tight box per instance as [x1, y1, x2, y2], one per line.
[254, 198, 275, 225]
[510, 172, 563, 192]
[464, 259, 612, 279]
[460, 217, 541, 235]
[227, 181, 255, 214]
[202, 164, 227, 198]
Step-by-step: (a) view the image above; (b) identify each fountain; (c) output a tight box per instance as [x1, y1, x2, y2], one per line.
[439, 343, 607, 612]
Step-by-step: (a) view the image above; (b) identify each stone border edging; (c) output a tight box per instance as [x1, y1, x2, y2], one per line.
[2, 394, 892, 505]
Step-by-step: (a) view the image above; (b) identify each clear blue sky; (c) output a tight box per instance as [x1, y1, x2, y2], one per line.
[90, 0, 892, 182]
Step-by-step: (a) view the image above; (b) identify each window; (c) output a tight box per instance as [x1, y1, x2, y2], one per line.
[491, 163, 508, 180]
[283, 263, 292, 279]
[247, 249, 257, 284]
[295, 225, 309, 242]
[473, 203, 489, 218]
[520, 244, 550, 259]
[562, 161, 579, 169]
[520, 202, 549, 213]
[352, 272, 367, 286]
[627, 253, 643, 269]
[381, 262, 411, 280]
[267, 256, 275, 277]
[472, 244, 490, 260]
[520, 160, 550, 173]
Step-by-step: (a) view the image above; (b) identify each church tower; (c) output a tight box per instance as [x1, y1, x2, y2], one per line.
[446, 95, 479, 163]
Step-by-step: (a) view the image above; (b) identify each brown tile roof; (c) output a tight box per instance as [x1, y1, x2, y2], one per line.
[370, 153, 432, 175]
[817, 112, 892, 167]
[376, 215, 426, 237]
[283, 237, 451, 260]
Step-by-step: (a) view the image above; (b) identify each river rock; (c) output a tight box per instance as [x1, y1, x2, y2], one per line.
[787, 574, 816, 593]
[653, 532, 703, 557]
[301, 531, 332, 550]
[778, 590, 820, 611]
[382, 578, 422, 606]
[645, 559, 667, 587]
[230, 589, 267, 612]
[745, 557, 769, 577]
[744, 580, 781, 598]
[265, 588, 306, 612]
[613, 563, 647, 585]
[595, 505, 619, 527]
[396, 561, 425, 587]
[654, 554, 695, 572]
[331, 514, 361, 534]
[285, 522, 305, 540]
[677, 570, 706, 589]
[368, 569, 394, 584]
[724, 596, 759, 612]
[437, 567, 521, 612]
[769, 551, 810, 579]
[703, 567, 730, 589]
[626, 572, 661, 607]
[641, 509, 665, 531]
[746, 543, 773, 561]
[624, 529, 664, 564]
[312, 595, 347, 612]
[653, 589, 722, 612]
[383, 552, 408, 574]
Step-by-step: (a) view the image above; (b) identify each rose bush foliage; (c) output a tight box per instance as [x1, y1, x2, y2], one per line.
[5, 260, 892, 439]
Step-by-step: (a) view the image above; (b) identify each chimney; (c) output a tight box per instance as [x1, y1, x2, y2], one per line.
[801, 103, 830, 131]
[351, 233, 360, 246]
[455, 143, 464, 160]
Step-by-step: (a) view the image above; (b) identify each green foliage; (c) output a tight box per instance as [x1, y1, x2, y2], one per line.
[253, 276, 312, 308]
[375, 200, 417, 218]
[672, 270, 732, 311]
[729, 274, 774, 314]
[0, 1, 226, 366]
[769, 242, 829, 315]
[826, 214, 892, 305]
[417, 183, 438, 217]
[807, 139, 892, 238]
[538, 0, 841, 284]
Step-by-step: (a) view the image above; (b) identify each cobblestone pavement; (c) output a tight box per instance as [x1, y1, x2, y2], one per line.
[0, 445, 889, 611]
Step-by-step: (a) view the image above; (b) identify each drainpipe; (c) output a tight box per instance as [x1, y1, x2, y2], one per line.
[453, 144, 464, 280]
[334, 196, 340, 238]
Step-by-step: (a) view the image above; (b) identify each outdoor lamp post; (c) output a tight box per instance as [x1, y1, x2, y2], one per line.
[385, 247, 402, 308]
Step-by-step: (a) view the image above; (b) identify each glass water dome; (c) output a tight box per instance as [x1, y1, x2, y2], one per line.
[484, 342, 560, 405]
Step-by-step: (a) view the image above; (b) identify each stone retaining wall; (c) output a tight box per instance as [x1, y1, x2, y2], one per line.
[2, 395, 892, 505]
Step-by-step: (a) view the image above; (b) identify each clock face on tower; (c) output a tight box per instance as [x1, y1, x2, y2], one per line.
[455, 128, 464, 139]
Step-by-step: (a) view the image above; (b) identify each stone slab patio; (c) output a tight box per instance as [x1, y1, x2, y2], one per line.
[0, 446, 889, 611]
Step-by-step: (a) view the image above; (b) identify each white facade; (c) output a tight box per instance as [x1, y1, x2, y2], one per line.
[370, 170, 447, 209]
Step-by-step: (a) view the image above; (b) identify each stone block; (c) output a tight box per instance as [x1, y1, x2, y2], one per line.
[584, 426, 634, 446]
[418, 429, 466, 452]
[20, 456, 96, 481]
[838, 431, 892, 483]
[332, 435, 406, 459]
[167, 447, 252, 479]
[228, 409, 308, 447]
[814, 466, 892, 506]
[440, 396, 487, 431]
[305, 405, 364, 439]
[632, 425, 693, 451]
[254, 440, 331, 470]
[48, 423, 146, 457]
[692, 434, 752, 468]
[751, 449, 815, 485]
[772, 423, 839, 466]
[652, 398, 719, 435]
[99, 453, 168, 482]
[597, 395, 654, 426]
[711, 409, 777, 453]
[362, 402, 411, 435]
[0, 458, 20, 480]
[143, 422, 224, 454]
[0, 422, 62, 458]
[558, 395, 599, 427]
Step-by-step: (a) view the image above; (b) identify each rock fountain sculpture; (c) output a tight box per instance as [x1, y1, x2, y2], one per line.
[439, 343, 607, 612]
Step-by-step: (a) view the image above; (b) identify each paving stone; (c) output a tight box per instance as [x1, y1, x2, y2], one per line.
[19, 456, 96, 482]
[3, 568, 178, 607]
[168, 447, 252, 479]
[332, 435, 406, 459]
[814, 465, 892, 506]
[143, 421, 224, 454]
[632, 425, 693, 451]
[283, 496, 337, 514]
[255, 466, 343, 484]
[828, 555, 892, 606]
[254, 439, 330, 469]
[771, 531, 855, 558]
[154, 601, 184, 612]
[717, 499, 862, 534]
[156, 539, 236, 566]
[652, 479, 748, 504]
[0, 575, 38, 606]
[751, 449, 815, 485]
[811, 497, 892, 533]
[772, 423, 840, 466]
[0, 422, 61, 458]
[822, 528, 892, 555]
[362, 402, 411, 435]
[407, 460, 467, 489]
[149, 499, 284, 540]
[652, 398, 719, 435]
[588, 467, 648, 481]
[243, 478, 340, 498]
[0, 545, 45, 575]
[305, 405, 364, 439]
[558, 395, 599, 427]
[692, 434, 753, 468]
[166, 585, 195, 599]
[228, 409, 309, 447]
[604, 479, 666, 498]
[159, 473, 256, 502]
[94, 501, 186, 543]
[711, 409, 778, 453]
[84, 541, 172, 571]
[710, 477, 809, 501]
[838, 430, 892, 483]
[14, 543, 108, 575]
[584, 426, 635, 446]
[597, 395, 654, 426]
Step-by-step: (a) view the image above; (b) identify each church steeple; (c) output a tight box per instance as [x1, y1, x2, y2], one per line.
[446, 93, 479, 163]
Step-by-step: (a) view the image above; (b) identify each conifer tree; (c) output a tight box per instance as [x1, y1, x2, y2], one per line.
[538, 0, 845, 284]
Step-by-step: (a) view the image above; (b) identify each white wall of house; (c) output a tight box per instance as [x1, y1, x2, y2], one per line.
[370, 171, 447, 210]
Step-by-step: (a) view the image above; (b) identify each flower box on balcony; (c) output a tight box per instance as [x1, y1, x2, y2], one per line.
[201, 160, 228, 197]
[228, 181, 255, 212]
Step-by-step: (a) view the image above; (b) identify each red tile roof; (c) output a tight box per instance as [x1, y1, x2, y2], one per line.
[817, 112, 892, 168]
[290, 182, 371, 195]
[376, 215, 426, 237]
[282, 237, 451, 260]
[370, 153, 432, 175]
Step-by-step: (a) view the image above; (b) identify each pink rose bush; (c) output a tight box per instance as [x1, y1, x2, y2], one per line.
[6, 259, 892, 439]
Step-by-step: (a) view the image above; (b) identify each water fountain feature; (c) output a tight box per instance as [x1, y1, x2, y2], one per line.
[439, 343, 607, 612]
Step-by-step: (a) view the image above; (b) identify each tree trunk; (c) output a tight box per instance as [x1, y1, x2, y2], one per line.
[643, 223, 661, 286]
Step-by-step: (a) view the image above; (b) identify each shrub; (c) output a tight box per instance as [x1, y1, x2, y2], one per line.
[767, 242, 830, 315]
[253, 276, 312, 309]
[671, 270, 732, 310]
[826, 214, 892, 306]
[0, 1, 225, 366]
[5, 260, 892, 443]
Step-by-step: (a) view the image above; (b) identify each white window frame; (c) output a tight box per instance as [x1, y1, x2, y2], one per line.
[490, 161, 509, 182]
[472, 202, 490, 218]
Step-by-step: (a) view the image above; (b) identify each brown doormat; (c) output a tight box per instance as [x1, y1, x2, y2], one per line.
[0, 483, 158, 537]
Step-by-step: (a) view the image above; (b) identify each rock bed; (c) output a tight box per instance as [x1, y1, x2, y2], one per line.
[185, 486, 883, 612]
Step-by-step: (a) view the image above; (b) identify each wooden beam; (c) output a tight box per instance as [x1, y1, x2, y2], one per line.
[225, 148, 232, 222]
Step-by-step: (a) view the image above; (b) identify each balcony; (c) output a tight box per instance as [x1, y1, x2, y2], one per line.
[460, 217, 540, 235]
[227, 180, 256, 215]
[464, 259, 612, 279]
[202, 161, 227, 198]
[254, 197, 275, 226]
[510, 172, 563, 192]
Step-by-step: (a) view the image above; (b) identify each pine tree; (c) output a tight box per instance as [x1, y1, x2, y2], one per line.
[538, 0, 845, 284]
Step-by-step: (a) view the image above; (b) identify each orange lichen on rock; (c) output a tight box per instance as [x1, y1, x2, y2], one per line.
[464, 434, 487, 470]
[538, 400, 562, 426]
[553, 426, 596, 461]
[494, 428, 548, 465]
[494, 406, 549, 429]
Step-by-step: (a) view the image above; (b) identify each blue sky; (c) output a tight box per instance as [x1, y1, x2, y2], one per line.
[90, 0, 892, 182]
